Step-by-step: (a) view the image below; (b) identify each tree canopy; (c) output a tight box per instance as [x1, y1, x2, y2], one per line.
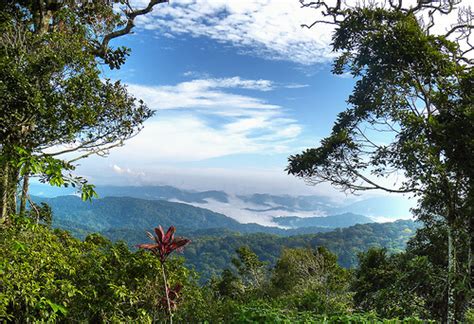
[0, 0, 167, 221]
[288, 1, 473, 321]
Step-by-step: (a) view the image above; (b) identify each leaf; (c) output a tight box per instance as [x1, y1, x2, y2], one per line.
[45, 299, 68, 315]
[12, 241, 27, 252]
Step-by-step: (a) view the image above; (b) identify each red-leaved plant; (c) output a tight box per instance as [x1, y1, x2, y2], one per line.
[161, 284, 182, 311]
[138, 226, 190, 323]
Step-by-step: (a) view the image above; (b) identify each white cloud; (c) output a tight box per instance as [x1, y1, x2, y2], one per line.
[110, 77, 302, 162]
[109, 113, 300, 162]
[284, 83, 310, 89]
[131, 0, 335, 65]
[127, 77, 279, 112]
[79, 161, 345, 197]
[171, 195, 332, 226]
[128, 0, 471, 65]
[113, 116, 262, 161]
[112, 164, 145, 177]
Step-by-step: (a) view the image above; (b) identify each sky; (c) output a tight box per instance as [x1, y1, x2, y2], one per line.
[67, 0, 459, 201]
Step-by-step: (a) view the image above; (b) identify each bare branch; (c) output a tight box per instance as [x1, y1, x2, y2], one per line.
[67, 141, 124, 163]
[94, 0, 168, 58]
[26, 195, 40, 223]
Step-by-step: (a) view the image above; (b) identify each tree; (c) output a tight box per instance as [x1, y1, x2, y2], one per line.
[351, 248, 433, 319]
[288, 1, 473, 321]
[406, 220, 473, 321]
[270, 247, 352, 314]
[215, 269, 245, 299]
[0, 0, 167, 223]
[231, 246, 268, 290]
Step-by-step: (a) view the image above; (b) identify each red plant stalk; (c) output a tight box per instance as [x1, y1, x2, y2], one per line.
[161, 263, 173, 323]
[137, 225, 190, 323]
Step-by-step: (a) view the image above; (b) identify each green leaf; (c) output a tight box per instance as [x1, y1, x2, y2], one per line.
[45, 299, 68, 315]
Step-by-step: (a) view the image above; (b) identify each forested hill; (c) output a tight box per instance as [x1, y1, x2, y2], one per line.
[92, 220, 419, 280]
[38, 195, 243, 232]
[186, 220, 419, 278]
[31, 195, 419, 280]
[274, 213, 373, 228]
[33, 195, 374, 237]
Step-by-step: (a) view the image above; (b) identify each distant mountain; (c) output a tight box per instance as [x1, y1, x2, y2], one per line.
[29, 183, 415, 225]
[238, 193, 334, 212]
[29, 183, 229, 203]
[334, 196, 415, 219]
[33, 196, 333, 238]
[35, 195, 236, 231]
[273, 213, 374, 228]
[96, 186, 229, 203]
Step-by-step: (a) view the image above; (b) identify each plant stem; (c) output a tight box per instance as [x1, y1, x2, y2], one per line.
[161, 262, 173, 324]
[19, 171, 29, 216]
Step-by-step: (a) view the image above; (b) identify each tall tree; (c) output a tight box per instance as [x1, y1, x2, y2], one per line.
[270, 247, 352, 314]
[287, 1, 473, 321]
[0, 0, 167, 222]
[232, 246, 268, 290]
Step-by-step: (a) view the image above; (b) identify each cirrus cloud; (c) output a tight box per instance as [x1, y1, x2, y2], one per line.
[113, 76, 302, 162]
[131, 0, 335, 65]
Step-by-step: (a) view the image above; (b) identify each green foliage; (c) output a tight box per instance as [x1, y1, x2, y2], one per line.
[0, 216, 203, 322]
[60, 217, 416, 283]
[465, 308, 474, 322]
[16, 148, 98, 201]
[287, 2, 473, 321]
[215, 269, 245, 299]
[26, 195, 418, 273]
[183, 220, 419, 280]
[226, 302, 429, 324]
[0, 211, 438, 322]
[0, 1, 157, 219]
[270, 247, 352, 315]
[232, 246, 268, 290]
[25, 201, 53, 226]
[352, 248, 430, 319]
[404, 223, 470, 321]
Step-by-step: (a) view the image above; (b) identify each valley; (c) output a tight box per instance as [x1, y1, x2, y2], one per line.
[30, 185, 419, 280]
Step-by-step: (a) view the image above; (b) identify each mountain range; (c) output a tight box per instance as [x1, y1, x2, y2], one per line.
[33, 195, 374, 238]
[29, 183, 415, 226]
[28, 187, 419, 280]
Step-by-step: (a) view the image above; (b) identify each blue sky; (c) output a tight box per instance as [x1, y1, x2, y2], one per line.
[72, 1, 405, 199]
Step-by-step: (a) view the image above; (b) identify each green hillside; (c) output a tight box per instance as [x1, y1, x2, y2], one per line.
[33, 196, 419, 280]
[100, 220, 419, 280]
[32, 196, 344, 237]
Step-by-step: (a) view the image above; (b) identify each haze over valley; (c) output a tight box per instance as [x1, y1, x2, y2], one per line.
[30, 183, 415, 227]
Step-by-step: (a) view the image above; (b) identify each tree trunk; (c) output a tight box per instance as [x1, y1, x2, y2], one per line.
[464, 182, 473, 314]
[11, 164, 19, 215]
[468, 230, 472, 309]
[1, 163, 9, 223]
[19, 172, 30, 215]
[447, 225, 456, 324]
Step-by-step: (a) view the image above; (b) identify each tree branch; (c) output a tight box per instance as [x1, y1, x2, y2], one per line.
[94, 0, 168, 58]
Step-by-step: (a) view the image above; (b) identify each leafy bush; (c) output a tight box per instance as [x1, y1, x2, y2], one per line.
[0, 216, 202, 322]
